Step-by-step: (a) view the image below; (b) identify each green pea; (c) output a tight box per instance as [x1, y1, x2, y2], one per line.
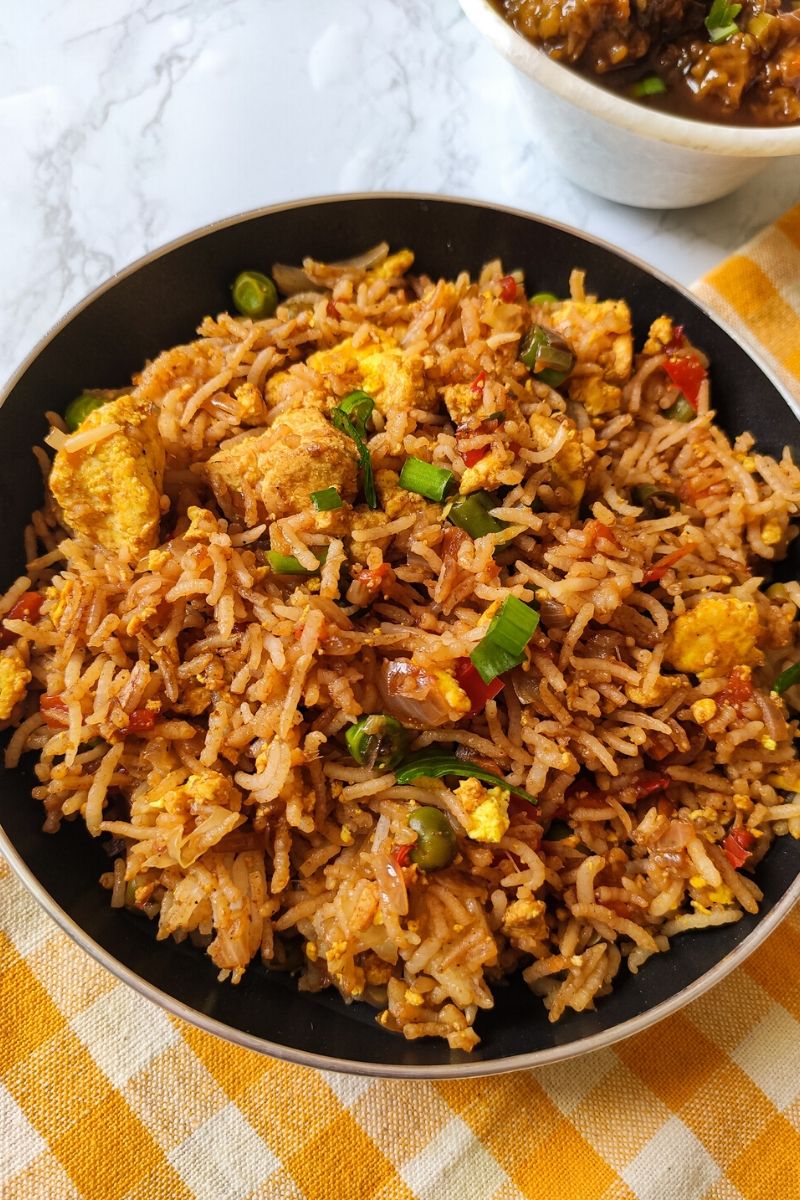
[408, 806, 457, 871]
[529, 292, 559, 305]
[345, 715, 409, 771]
[231, 270, 278, 319]
[64, 392, 106, 432]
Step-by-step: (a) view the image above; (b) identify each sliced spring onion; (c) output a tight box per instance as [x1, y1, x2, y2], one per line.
[331, 406, 378, 509]
[470, 595, 540, 684]
[395, 750, 538, 806]
[631, 484, 681, 519]
[529, 291, 559, 305]
[399, 457, 455, 502]
[772, 663, 800, 696]
[519, 324, 575, 388]
[663, 394, 696, 422]
[447, 491, 507, 538]
[345, 714, 410, 770]
[338, 390, 375, 437]
[629, 75, 667, 98]
[705, 0, 741, 43]
[311, 487, 343, 512]
[264, 547, 328, 575]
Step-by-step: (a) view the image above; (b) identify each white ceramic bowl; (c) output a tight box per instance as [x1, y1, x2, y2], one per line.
[460, 0, 800, 208]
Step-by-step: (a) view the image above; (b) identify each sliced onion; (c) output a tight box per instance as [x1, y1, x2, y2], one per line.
[277, 290, 327, 316]
[565, 399, 590, 430]
[272, 242, 390, 296]
[378, 658, 452, 728]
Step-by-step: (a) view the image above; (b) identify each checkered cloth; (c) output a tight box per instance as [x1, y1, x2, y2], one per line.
[3, 205, 800, 1200]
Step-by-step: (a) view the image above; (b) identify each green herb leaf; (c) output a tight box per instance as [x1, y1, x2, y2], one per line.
[330, 407, 378, 509]
[395, 750, 538, 806]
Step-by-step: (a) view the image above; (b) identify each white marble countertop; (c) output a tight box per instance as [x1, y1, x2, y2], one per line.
[1, 0, 797, 387]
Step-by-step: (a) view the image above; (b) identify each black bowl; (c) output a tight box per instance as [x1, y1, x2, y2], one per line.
[2, 195, 799, 1078]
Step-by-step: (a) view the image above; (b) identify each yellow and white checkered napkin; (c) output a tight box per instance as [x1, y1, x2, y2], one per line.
[3, 205, 800, 1200]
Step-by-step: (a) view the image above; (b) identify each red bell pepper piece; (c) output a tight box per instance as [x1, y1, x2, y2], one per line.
[723, 827, 755, 870]
[663, 355, 706, 408]
[454, 657, 504, 715]
[392, 843, 414, 868]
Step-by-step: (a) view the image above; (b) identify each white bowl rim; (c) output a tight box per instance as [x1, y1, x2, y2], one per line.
[2, 190, 800, 1080]
[460, 0, 800, 156]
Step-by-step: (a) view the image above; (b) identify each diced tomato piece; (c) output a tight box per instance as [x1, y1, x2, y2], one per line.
[499, 275, 517, 302]
[392, 842, 414, 868]
[128, 708, 156, 733]
[632, 772, 671, 800]
[723, 827, 755, 870]
[720, 666, 753, 713]
[663, 355, 706, 407]
[470, 370, 487, 394]
[454, 657, 504, 715]
[641, 543, 696, 585]
[0, 592, 44, 648]
[40, 694, 69, 728]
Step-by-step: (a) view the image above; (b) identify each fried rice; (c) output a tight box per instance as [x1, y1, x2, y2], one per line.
[3, 243, 800, 1053]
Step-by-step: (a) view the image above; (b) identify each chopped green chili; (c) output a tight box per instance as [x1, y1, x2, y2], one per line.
[663, 395, 696, 423]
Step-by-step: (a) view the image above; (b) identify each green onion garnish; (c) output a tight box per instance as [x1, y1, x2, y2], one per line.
[265, 547, 328, 575]
[448, 491, 507, 539]
[519, 324, 575, 388]
[470, 595, 540, 684]
[331, 406, 378, 509]
[338, 390, 375, 438]
[705, 0, 741, 43]
[311, 487, 343, 512]
[345, 714, 410, 771]
[772, 663, 800, 696]
[629, 75, 667, 98]
[529, 292, 559, 305]
[395, 750, 538, 807]
[399, 457, 455, 502]
[663, 395, 696, 423]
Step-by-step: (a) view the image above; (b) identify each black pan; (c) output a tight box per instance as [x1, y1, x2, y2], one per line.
[2, 195, 798, 1078]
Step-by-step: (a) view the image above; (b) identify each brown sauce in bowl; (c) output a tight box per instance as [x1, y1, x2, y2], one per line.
[494, 0, 800, 125]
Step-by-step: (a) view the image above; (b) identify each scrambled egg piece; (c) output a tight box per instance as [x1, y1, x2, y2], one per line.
[204, 407, 358, 522]
[49, 394, 165, 560]
[642, 316, 675, 357]
[548, 298, 633, 384]
[232, 382, 267, 426]
[183, 506, 220, 542]
[665, 595, 761, 679]
[455, 778, 510, 843]
[433, 670, 471, 717]
[0, 647, 31, 721]
[306, 331, 433, 418]
[375, 469, 440, 523]
[157, 769, 239, 815]
[502, 897, 546, 935]
[568, 374, 622, 418]
[625, 674, 684, 707]
[528, 412, 587, 507]
[369, 248, 414, 280]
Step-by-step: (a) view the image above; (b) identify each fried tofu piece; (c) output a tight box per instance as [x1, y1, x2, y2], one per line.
[307, 332, 434, 418]
[204, 407, 358, 522]
[528, 412, 587, 507]
[49, 394, 165, 561]
[455, 778, 510, 844]
[643, 316, 675, 357]
[538, 297, 633, 417]
[666, 595, 761, 680]
[0, 647, 31, 721]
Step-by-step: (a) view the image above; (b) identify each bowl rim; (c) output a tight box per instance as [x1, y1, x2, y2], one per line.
[459, 0, 800, 156]
[3, 190, 800, 1079]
